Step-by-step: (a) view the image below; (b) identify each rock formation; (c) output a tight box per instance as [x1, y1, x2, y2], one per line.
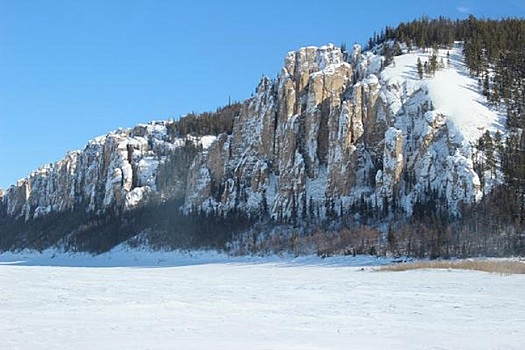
[0, 44, 484, 225]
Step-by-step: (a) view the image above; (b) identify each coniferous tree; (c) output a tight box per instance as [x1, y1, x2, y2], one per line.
[417, 57, 424, 79]
[429, 50, 438, 76]
[382, 43, 393, 67]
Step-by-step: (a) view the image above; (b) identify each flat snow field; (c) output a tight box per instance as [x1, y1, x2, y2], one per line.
[0, 254, 524, 350]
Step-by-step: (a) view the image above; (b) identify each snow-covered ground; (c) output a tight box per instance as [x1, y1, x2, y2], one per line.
[1, 251, 523, 350]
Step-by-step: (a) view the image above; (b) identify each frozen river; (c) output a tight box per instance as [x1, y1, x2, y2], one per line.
[0, 253, 523, 349]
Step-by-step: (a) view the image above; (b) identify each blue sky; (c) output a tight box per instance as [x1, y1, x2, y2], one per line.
[1, 0, 524, 189]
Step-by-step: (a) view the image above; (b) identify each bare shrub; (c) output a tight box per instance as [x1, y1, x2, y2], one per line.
[378, 259, 525, 274]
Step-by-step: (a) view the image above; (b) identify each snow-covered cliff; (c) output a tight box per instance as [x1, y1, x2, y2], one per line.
[0, 43, 502, 224]
[184, 43, 501, 219]
[1, 122, 214, 220]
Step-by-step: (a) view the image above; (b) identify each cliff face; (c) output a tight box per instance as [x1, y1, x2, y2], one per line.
[184, 44, 483, 220]
[1, 44, 487, 225]
[1, 122, 211, 221]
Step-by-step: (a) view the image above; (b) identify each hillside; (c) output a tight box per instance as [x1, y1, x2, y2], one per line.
[382, 43, 503, 144]
[1, 17, 524, 257]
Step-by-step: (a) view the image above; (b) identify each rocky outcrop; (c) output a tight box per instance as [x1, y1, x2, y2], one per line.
[1, 122, 213, 220]
[181, 44, 483, 219]
[1, 44, 484, 224]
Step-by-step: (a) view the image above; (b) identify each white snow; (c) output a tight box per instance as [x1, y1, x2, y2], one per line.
[381, 44, 504, 145]
[364, 73, 379, 86]
[0, 251, 523, 350]
[125, 186, 150, 208]
[135, 157, 159, 187]
[199, 135, 217, 149]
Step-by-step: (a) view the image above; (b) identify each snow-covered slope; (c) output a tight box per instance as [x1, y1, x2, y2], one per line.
[382, 43, 503, 145]
[376, 43, 504, 212]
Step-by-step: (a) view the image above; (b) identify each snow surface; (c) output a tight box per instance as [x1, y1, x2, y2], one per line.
[381, 44, 504, 145]
[199, 135, 217, 149]
[1, 250, 524, 350]
[125, 186, 150, 208]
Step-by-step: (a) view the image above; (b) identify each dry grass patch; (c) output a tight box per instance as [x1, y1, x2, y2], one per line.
[379, 259, 525, 275]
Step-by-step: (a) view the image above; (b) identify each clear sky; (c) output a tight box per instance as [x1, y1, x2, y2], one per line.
[1, 0, 524, 189]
